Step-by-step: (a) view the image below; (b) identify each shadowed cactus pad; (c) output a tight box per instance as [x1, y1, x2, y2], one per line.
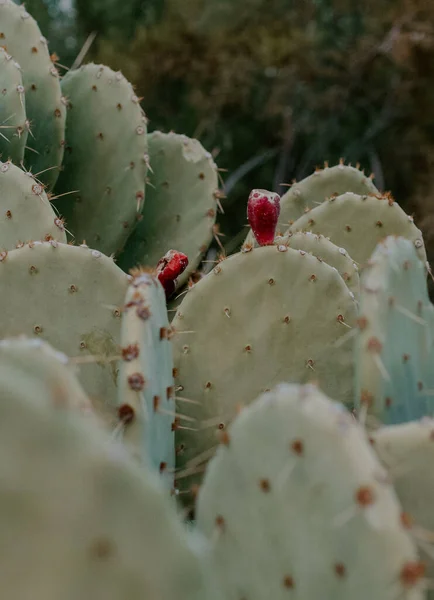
[355, 236, 434, 424]
[0, 241, 128, 421]
[0, 48, 28, 164]
[172, 244, 358, 499]
[197, 383, 424, 600]
[288, 192, 426, 267]
[116, 269, 175, 489]
[0, 160, 66, 248]
[118, 131, 219, 288]
[54, 63, 148, 256]
[0, 0, 66, 189]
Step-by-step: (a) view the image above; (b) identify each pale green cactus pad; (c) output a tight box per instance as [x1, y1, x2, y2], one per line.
[0, 0, 66, 189]
[54, 63, 148, 256]
[0, 241, 128, 421]
[0, 160, 67, 249]
[118, 131, 219, 288]
[172, 244, 358, 500]
[0, 367, 220, 600]
[244, 163, 378, 246]
[116, 269, 175, 490]
[355, 236, 434, 424]
[0, 47, 28, 164]
[288, 192, 427, 267]
[197, 383, 424, 600]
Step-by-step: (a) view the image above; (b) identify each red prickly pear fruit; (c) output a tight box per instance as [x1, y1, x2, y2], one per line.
[247, 189, 281, 246]
[156, 249, 189, 299]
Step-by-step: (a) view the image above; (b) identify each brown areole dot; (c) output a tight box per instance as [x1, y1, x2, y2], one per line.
[283, 575, 294, 589]
[118, 404, 135, 424]
[259, 478, 271, 492]
[291, 439, 304, 455]
[127, 372, 145, 391]
[121, 344, 140, 361]
[355, 485, 375, 507]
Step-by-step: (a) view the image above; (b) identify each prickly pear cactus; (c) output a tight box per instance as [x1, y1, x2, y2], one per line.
[53, 63, 148, 256]
[0, 0, 66, 189]
[196, 383, 424, 600]
[0, 365, 220, 600]
[355, 236, 434, 424]
[288, 192, 426, 267]
[172, 244, 358, 500]
[0, 160, 67, 248]
[116, 268, 176, 490]
[0, 241, 128, 421]
[118, 131, 219, 288]
[0, 47, 28, 164]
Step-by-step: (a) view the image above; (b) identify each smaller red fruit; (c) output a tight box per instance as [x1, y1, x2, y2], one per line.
[156, 249, 189, 299]
[247, 189, 281, 246]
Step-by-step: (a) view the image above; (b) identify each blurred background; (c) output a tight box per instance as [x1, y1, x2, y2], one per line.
[17, 0, 434, 263]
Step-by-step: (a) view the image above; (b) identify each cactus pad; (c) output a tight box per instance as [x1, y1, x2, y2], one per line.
[116, 269, 175, 489]
[118, 131, 218, 287]
[196, 383, 424, 600]
[0, 47, 28, 164]
[288, 192, 426, 266]
[54, 63, 148, 256]
[355, 236, 434, 424]
[0, 241, 128, 420]
[172, 244, 358, 498]
[0, 0, 66, 189]
[0, 159, 67, 248]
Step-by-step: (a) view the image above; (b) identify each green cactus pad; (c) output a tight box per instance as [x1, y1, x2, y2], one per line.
[53, 63, 148, 256]
[196, 383, 423, 600]
[116, 269, 175, 490]
[0, 369, 219, 600]
[0, 241, 128, 421]
[0, 336, 92, 415]
[288, 192, 427, 266]
[355, 236, 434, 424]
[0, 0, 66, 189]
[244, 163, 378, 246]
[172, 244, 358, 499]
[0, 47, 28, 164]
[118, 131, 219, 287]
[270, 231, 360, 298]
[0, 159, 67, 248]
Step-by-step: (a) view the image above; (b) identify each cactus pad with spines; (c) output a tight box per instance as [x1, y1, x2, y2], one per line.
[0, 48, 28, 164]
[196, 383, 424, 600]
[172, 244, 358, 499]
[0, 0, 66, 189]
[116, 269, 175, 489]
[54, 63, 148, 256]
[288, 192, 427, 266]
[0, 241, 128, 421]
[355, 236, 434, 424]
[0, 160, 67, 248]
[118, 131, 218, 288]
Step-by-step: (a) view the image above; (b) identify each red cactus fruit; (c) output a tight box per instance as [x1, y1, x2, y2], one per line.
[247, 189, 281, 246]
[156, 249, 189, 299]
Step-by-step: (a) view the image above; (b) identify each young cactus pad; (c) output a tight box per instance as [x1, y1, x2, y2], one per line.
[0, 0, 66, 189]
[0, 336, 92, 415]
[288, 192, 427, 267]
[0, 241, 128, 421]
[196, 383, 424, 600]
[172, 244, 358, 499]
[355, 236, 434, 424]
[116, 269, 176, 489]
[0, 48, 28, 164]
[0, 160, 67, 248]
[54, 63, 148, 256]
[244, 163, 378, 246]
[0, 369, 219, 600]
[118, 131, 219, 288]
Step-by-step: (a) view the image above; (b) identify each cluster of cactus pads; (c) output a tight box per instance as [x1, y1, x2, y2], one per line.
[2, 2, 434, 599]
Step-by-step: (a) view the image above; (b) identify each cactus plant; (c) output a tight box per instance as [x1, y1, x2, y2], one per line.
[0, 0, 66, 189]
[355, 236, 434, 424]
[118, 131, 219, 287]
[53, 63, 148, 256]
[171, 243, 358, 500]
[196, 382, 424, 600]
[0, 47, 28, 164]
